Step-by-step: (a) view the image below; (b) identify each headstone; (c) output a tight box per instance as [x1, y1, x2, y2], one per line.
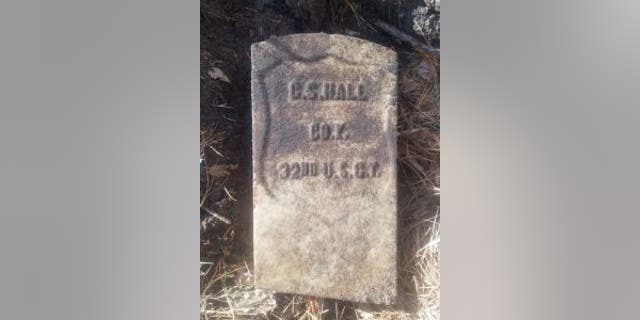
[251, 33, 397, 304]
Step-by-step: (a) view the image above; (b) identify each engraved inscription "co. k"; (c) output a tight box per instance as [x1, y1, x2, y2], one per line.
[289, 79, 367, 101]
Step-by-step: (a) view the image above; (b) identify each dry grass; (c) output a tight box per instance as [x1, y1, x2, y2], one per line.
[399, 51, 440, 193]
[416, 212, 440, 320]
[201, 262, 277, 319]
[200, 127, 225, 207]
[396, 51, 440, 320]
[200, 49, 439, 319]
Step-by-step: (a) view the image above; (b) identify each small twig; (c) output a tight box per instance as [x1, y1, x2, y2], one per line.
[200, 262, 214, 277]
[209, 145, 224, 158]
[224, 187, 237, 202]
[202, 207, 231, 224]
[222, 115, 237, 122]
[374, 19, 440, 53]
[399, 128, 431, 135]
[243, 6, 258, 13]
[345, 0, 376, 32]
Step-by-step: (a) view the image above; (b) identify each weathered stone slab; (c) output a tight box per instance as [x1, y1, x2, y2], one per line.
[251, 33, 397, 304]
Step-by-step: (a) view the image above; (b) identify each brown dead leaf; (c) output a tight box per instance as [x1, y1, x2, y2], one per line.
[207, 164, 238, 178]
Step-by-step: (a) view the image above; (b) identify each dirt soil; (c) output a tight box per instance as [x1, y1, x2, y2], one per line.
[201, 1, 440, 319]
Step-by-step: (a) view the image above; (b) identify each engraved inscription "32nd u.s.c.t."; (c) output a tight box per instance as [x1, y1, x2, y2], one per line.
[251, 33, 397, 304]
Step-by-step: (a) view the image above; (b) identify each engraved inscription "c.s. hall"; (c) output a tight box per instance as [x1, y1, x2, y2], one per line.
[289, 79, 367, 101]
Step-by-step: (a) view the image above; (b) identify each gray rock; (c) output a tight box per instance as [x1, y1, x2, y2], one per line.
[251, 33, 398, 304]
[413, 0, 440, 42]
[370, 0, 440, 45]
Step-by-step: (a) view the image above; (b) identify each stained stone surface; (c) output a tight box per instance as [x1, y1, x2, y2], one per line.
[251, 33, 397, 304]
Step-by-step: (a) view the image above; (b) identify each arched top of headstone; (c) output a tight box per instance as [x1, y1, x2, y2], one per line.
[251, 33, 396, 73]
